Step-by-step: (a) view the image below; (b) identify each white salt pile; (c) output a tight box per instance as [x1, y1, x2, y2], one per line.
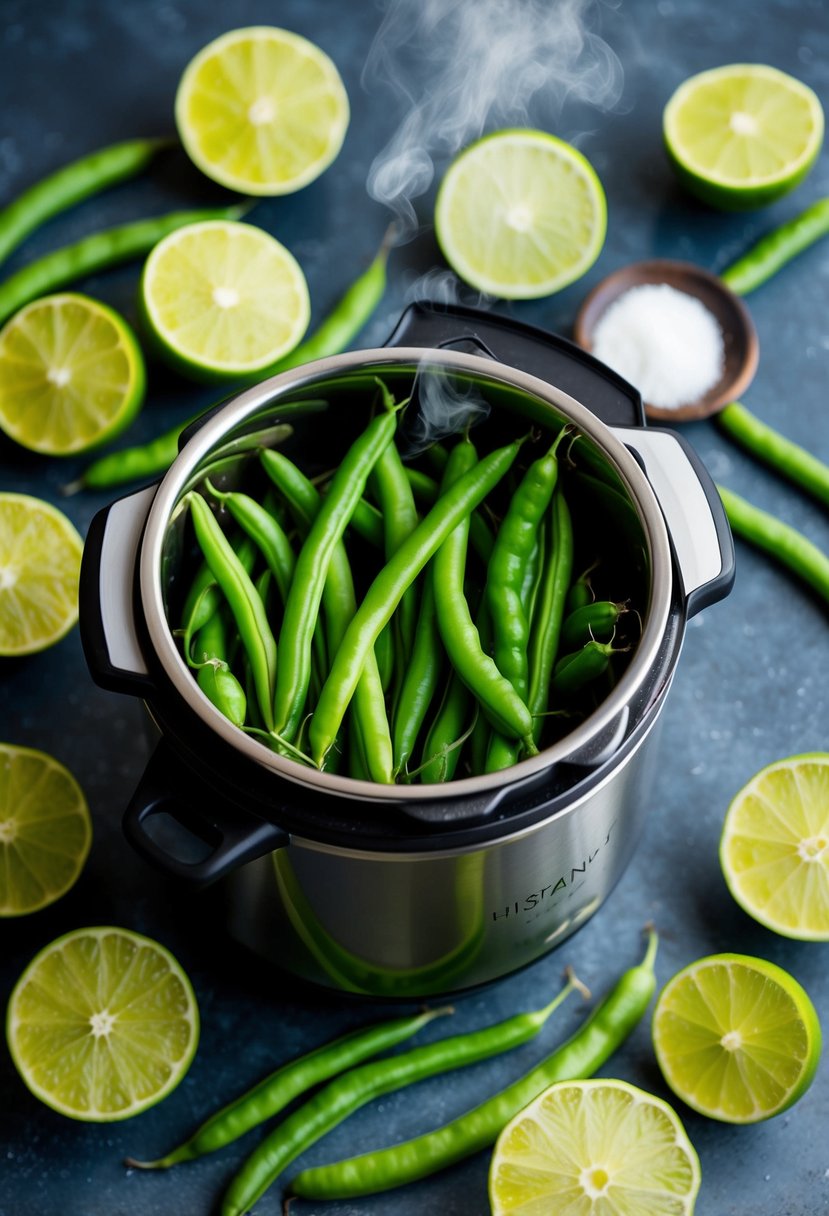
[591, 282, 725, 410]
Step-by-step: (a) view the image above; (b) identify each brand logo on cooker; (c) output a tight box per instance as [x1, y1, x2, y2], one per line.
[491, 821, 617, 922]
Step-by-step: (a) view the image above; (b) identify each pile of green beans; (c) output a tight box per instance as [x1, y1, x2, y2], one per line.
[126, 932, 655, 1213]
[176, 384, 641, 783]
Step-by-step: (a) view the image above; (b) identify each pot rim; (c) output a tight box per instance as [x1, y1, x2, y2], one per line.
[139, 346, 675, 803]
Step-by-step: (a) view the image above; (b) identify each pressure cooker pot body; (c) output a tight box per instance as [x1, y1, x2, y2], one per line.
[80, 302, 733, 997]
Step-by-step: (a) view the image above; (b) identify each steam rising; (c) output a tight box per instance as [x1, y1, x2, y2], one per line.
[363, 0, 624, 233]
[402, 364, 491, 457]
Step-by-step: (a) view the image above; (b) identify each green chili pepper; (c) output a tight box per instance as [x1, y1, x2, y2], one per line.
[714, 201, 829, 507]
[267, 401, 398, 742]
[561, 599, 628, 650]
[0, 204, 246, 327]
[372, 426, 419, 661]
[565, 561, 597, 614]
[288, 930, 658, 1201]
[222, 974, 578, 1215]
[527, 490, 574, 745]
[718, 483, 829, 605]
[719, 197, 829, 296]
[0, 136, 172, 270]
[717, 401, 829, 509]
[551, 638, 620, 698]
[187, 492, 277, 731]
[126, 1007, 450, 1170]
[308, 438, 527, 770]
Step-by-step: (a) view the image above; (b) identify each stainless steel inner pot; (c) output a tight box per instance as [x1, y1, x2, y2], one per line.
[80, 302, 734, 996]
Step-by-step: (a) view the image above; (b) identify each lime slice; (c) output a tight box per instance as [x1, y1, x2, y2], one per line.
[0, 293, 146, 455]
[664, 64, 824, 209]
[0, 492, 82, 656]
[7, 927, 199, 1121]
[0, 744, 91, 917]
[175, 26, 350, 196]
[652, 953, 821, 1124]
[720, 753, 829, 939]
[434, 129, 607, 299]
[489, 1078, 701, 1215]
[140, 220, 310, 382]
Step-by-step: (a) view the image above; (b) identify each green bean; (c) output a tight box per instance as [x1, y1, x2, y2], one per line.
[391, 573, 443, 777]
[72, 226, 389, 495]
[372, 430, 419, 658]
[187, 492, 276, 731]
[197, 663, 247, 729]
[289, 930, 658, 1201]
[260, 447, 393, 779]
[528, 490, 574, 745]
[717, 401, 829, 509]
[561, 599, 628, 650]
[179, 536, 257, 649]
[717, 483, 829, 605]
[0, 137, 171, 270]
[0, 204, 246, 327]
[406, 465, 495, 561]
[309, 438, 526, 768]
[419, 673, 472, 784]
[222, 975, 577, 1215]
[268, 403, 398, 741]
[127, 1007, 450, 1170]
[719, 197, 829, 296]
[551, 638, 619, 698]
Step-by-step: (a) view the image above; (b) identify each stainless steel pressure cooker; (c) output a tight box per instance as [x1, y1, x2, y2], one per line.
[79, 302, 734, 998]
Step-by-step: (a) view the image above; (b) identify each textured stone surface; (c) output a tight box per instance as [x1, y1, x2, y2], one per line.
[1, 1, 828, 1213]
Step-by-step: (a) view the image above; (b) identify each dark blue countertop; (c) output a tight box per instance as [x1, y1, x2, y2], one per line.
[1, 2, 828, 1214]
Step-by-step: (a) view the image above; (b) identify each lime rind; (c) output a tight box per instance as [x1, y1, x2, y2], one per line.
[0, 293, 146, 456]
[489, 1078, 700, 1215]
[6, 926, 199, 1122]
[720, 752, 829, 941]
[435, 128, 607, 299]
[652, 952, 822, 1125]
[175, 26, 350, 196]
[0, 744, 92, 917]
[663, 64, 824, 209]
[0, 492, 83, 656]
[139, 219, 311, 382]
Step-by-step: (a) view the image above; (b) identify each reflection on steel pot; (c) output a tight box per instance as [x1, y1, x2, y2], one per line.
[79, 302, 734, 998]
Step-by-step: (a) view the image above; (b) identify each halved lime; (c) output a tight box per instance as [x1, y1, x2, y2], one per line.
[140, 220, 310, 381]
[434, 128, 607, 299]
[720, 753, 829, 940]
[653, 953, 821, 1124]
[0, 744, 91, 917]
[0, 293, 146, 455]
[0, 492, 82, 656]
[664, 64, 824, 209]
[175, 26, 350, 196]
[7, 927, 199, 1121]
[489, 1078, 700, 1215]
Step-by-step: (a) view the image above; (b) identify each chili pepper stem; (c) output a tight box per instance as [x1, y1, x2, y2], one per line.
[641, 922, 659, 971]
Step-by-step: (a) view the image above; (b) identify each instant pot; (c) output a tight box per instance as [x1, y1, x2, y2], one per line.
[79, 302, 734, 998]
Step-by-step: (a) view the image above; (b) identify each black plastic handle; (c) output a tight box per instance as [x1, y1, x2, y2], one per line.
[123, 741, 289, 886]
[385, 301, 645, 428]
